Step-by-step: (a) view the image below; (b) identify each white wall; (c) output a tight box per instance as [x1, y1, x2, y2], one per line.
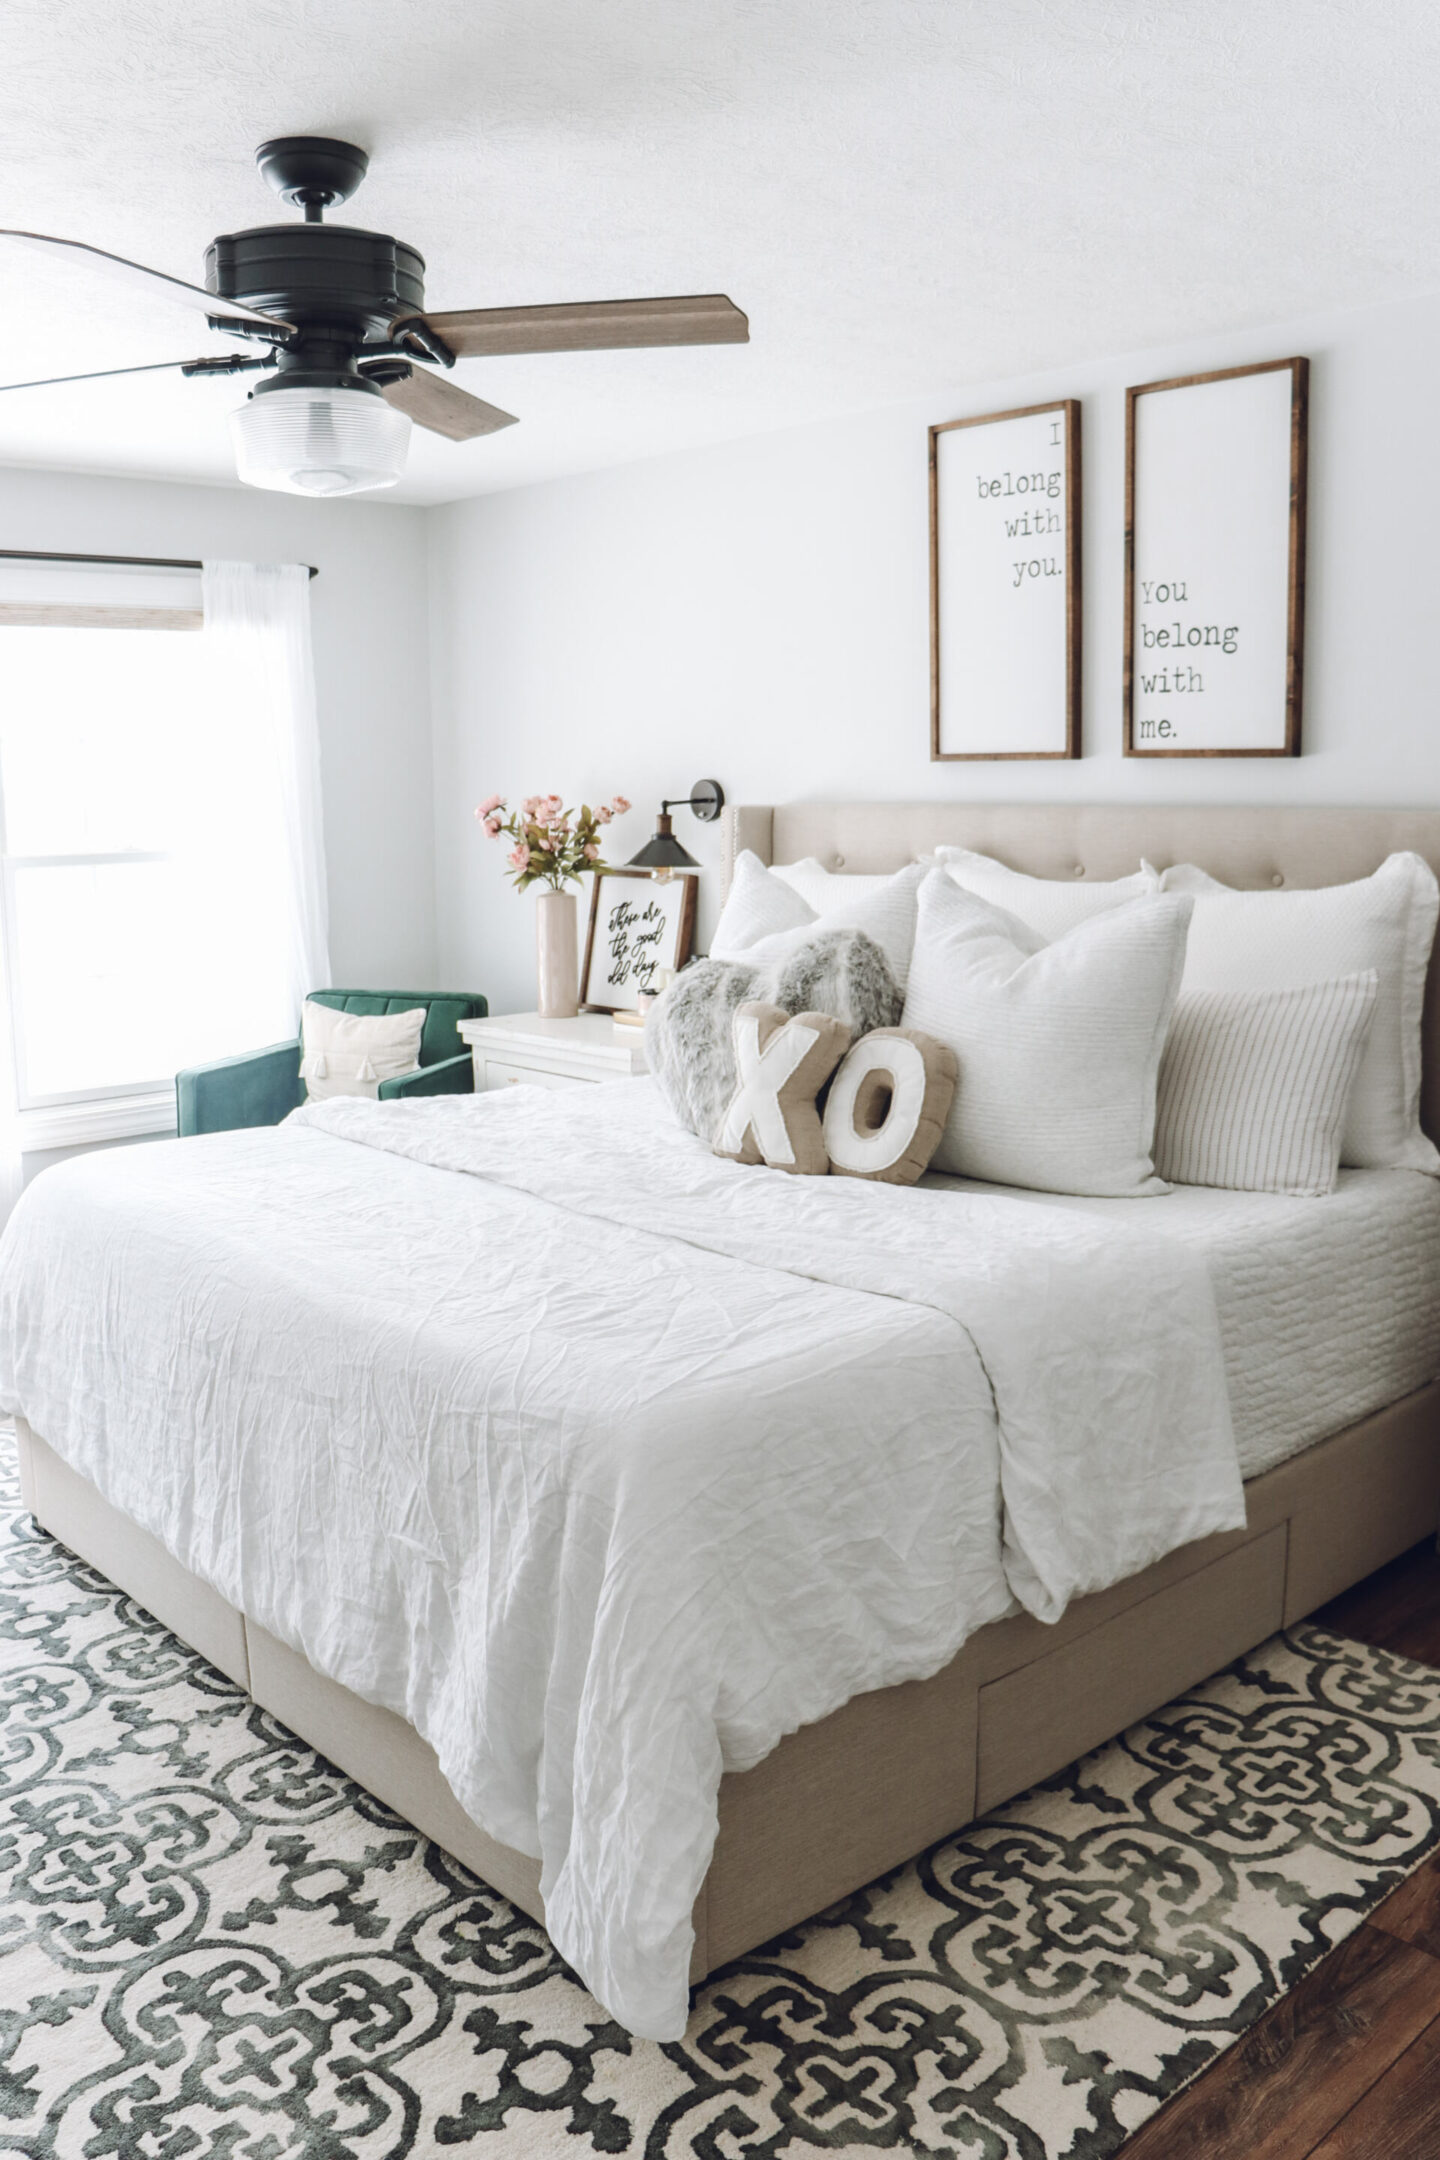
[429, 285, 1440, 1014]
[0, 467, 437, 988]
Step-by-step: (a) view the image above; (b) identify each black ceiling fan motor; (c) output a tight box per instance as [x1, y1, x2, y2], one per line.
[204, 137, 426, 347]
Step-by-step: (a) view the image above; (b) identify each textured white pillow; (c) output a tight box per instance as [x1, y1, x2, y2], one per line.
[1155, 854, 1439, 1175]
[901, 872, 1193, 1195]
[935, 847, 1160, 939]
[710, 850, 816, 958]
[713, 854, 927, 989]
[771, 858, 897, 909]
[1155, 974, 1379, 1197]
[746, 862, 928, 990]
[301, 1002, 425, 1102]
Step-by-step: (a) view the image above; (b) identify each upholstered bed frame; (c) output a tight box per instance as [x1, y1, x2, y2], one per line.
[16, 802, 1440, 1992]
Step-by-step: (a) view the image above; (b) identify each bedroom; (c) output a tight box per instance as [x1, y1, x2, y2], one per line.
[0, 3, 1438, 2154]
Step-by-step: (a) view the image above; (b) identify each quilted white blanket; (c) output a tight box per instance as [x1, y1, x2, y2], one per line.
[0, 1081, 1242, 2038]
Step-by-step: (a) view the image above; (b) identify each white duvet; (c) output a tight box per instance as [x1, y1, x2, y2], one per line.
[0, 1080, 1242, 2038]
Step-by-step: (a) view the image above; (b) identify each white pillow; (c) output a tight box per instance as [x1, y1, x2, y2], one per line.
[1155, 974, 1379, 1197]
[301, 1001, 425, 1102]
[713, 854, 927, 990]
[771, 857, 897, 910]
[935, 847, 1160, 939]
[1154, 854, 1439, 1175]
[710, 850, 816, 957]
[901, 872, 1193, 1195]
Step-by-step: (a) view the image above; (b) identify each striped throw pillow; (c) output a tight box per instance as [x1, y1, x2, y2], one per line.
[1155, 973, 1379, 1197]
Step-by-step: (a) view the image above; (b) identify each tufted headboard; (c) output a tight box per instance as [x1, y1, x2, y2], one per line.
[723, 802, 1440, 1144]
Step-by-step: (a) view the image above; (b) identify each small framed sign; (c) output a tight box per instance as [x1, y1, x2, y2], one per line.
[581, 869, 697, 1014]
[1125, 357, 1308, 758]
[930, 398, 1081, 760]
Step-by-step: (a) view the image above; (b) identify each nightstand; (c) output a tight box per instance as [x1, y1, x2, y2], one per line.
[458, 1012, 648, 1093]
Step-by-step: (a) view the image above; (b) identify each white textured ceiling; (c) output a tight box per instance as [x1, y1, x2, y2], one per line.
[2, 0, 1439, 504]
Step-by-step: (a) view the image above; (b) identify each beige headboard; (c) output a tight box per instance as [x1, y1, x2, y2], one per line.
[724, 802, 1440, 1144]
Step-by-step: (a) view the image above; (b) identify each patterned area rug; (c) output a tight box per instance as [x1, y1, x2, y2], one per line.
[3, 1441, 1440, 2160]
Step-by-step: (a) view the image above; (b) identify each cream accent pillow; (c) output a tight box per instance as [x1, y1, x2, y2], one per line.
[301, 1001, 425, 1102]
[1154, 853, 1439, 1175]
[901, 871, 1193, 1195]
[1155, 974, 1378, 1197]
[935, 846, 1160, 938]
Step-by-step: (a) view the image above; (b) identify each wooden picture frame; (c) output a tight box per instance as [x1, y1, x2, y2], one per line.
[1125, 356, 1308, 758]
[929, 398, 1081, 760]
[581, 869, 697, 1014]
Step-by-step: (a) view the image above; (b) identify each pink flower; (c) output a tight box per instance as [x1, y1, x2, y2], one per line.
[507, 843, 530, 872]
[482, 815, 503, 838]
[610, 795, 631, 815]
[538, 794, 564, 822]
[475, 793, 503, 818]
[584, 840, 602, 861]
[521, 796, 543, 819]
[595, 804, 613, 825]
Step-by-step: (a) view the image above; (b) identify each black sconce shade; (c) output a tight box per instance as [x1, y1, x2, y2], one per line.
[627, 779, 725, 872]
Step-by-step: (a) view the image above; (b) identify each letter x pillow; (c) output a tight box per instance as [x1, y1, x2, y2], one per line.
[714, 1002, 850, 1174]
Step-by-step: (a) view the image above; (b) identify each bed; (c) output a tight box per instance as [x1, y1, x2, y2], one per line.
[6, 801, 1440, 2043]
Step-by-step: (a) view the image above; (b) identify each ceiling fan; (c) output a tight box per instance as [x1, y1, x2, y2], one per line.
[0, 136, 749, 497]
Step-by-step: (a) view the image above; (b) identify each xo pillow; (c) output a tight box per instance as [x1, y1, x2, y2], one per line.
[1154, 853, 1439, 1175]
[714, 1003, 850, 1175]
[711, 851, 926, 989]
[935, 846, 1159, 939]
[901, 871, 1193, 1196]
[301, 1001, 425, 1102]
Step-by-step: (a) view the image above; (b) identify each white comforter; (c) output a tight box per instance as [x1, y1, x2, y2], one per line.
[0, 1081, 1242, 2037]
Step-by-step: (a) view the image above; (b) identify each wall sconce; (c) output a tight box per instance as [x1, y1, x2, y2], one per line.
[627, 778, 725, 880]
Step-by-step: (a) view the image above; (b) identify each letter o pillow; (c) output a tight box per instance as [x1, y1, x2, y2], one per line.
[822, 1028, 958, 1184]
[714, 1002, 851, 1175]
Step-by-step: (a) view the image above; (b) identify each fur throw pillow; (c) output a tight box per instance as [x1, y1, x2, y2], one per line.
[645, 928, 903, 1143]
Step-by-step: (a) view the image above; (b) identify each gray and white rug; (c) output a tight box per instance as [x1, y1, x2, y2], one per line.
[2, 1437, 1439, 2160]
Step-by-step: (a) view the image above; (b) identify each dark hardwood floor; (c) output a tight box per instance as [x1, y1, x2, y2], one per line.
[1118, 1538, 1440, 2158]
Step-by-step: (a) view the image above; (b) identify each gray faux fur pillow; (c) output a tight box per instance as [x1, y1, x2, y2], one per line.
[645, 928, 904, 1143]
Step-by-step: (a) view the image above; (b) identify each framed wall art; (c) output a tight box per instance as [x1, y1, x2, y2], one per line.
[581, 868, 697, 1014]
[930, 398, 1081, 760]
[1125, 356, 1308, 758]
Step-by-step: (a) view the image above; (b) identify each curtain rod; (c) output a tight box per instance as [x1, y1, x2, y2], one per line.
[0, 549, 319, 578]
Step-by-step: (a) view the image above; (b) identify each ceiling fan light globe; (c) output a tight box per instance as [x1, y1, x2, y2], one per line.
[228, 379, 410, 497]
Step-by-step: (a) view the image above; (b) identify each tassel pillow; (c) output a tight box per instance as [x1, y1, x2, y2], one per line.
[300, 1002, 426, 1102]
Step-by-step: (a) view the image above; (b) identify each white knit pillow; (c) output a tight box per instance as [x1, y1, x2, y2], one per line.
[901, 872, 1193, 1196]
[935, 847, 1160, 939]
[1155, 974, 1379, 1197]
[771, 858, 897, 909]
[1156, 854, 1439, 1174]
[301, 1002, 425, 1102]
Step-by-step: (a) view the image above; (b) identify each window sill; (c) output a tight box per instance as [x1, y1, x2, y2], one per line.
[19, 1089, 177, 1155]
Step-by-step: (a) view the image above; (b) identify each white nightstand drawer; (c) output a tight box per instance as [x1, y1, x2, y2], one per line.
[480, 1058, 591, 1093]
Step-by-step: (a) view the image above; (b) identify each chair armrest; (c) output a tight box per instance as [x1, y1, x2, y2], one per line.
[176, 1041, 303, 1137]
[378, 1051, 474, 1101]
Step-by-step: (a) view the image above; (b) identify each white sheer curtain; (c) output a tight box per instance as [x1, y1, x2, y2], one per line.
[200, 562, 331, 1037]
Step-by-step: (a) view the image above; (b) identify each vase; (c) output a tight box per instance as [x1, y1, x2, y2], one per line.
[535, 888, 580, 1018]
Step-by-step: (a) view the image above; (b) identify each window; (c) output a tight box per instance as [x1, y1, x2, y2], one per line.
[0, 559, 313, 1140]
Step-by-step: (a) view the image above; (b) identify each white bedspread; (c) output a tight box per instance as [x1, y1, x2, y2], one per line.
[0, 1081, 1241, 2038]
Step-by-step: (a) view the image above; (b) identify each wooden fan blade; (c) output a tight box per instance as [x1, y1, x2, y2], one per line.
[380, 368, 517, 441]
[393, 293, 748, 360]
[0, 231, 294, 334]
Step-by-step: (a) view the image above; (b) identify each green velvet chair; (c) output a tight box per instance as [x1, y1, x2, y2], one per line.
[175, 989, 489, 1137]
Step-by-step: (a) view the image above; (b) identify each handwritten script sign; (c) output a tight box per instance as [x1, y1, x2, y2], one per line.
[582, 871, 696, 1014]
[931, 400, 1079, 759]
[1127, 360, 1306, 757]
